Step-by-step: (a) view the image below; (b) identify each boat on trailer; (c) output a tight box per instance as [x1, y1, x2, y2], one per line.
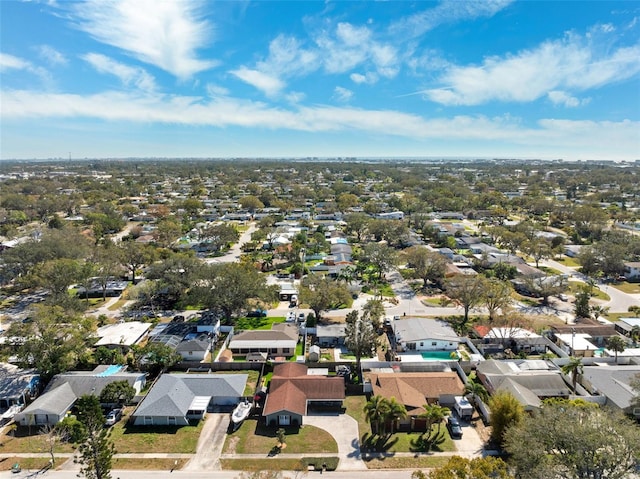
[231, 400, 252, 426]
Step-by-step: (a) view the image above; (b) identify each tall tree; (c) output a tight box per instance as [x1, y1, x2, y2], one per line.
[606, 335, 627, 364]
[444, 275, 486, 326]
[403, 246, 447, 289]
[482, 278, 513, 322]
[75, 395, 115, 479]
[117, 242, 155, 285]
[561, 356, 584, 392]
[385, 397, 408, 434]
[363, 395, 390, 436]
[99, 380, 135, 406]
[488, 391, 524, 448]
[505, 402, 640, 479]
[3, 304, 95, 381]
[299, 275, 351, 323]
[419, 404, 450, 442]
[344, 310, 378, 379]
[361, 242, 398, 280]
[464, 379, 489, 407]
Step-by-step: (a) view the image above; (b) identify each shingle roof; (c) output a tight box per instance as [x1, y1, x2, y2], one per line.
[133, 373, 247, 417]
[370, 372, 464, 415]
[394, 318, 459, 343]
[263, 363, 344, 417]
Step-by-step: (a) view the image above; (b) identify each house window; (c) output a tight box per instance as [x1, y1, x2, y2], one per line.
[283, 349, 290, 354]
[168, 416, 176, 425]
[432, 342, 437, 346]
[144, 416, 153, 425]
[420, 342, 423, 347]
[279, 415, 291, 426]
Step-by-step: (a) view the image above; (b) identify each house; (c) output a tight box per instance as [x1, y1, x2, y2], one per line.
[77, 280, 129, 298]
[14, 365, 145, 427]
[393, 318, 459, 353]
[476, 359, 571, 411]
[623, 261, 640, 281]
[175, 337, 211, 361]
[315, 324, 346, 348]
[0, 364, 39, 419]
[263, 363, 345, 427]
[228, 323, 299, 358]
[613, 317, 640, 338]
[369, 371, 464, 426]
[581, 364, 640, 418]
[552, 321, 618, 354]
[131, 373, 247, 426]
[94, 321, 152, 352]
[479, 327, 548, 355]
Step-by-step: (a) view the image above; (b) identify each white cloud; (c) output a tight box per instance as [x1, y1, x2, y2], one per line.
[423, 32, 640, 106]
[333, 86, 353, 103]
[547, 90, 590, 108]
[36, 45, 68, 66]
[229, 67, 285, 97]
[350, 72, 378, 85]
[0, 53, 32, 71]
[2, 88, 638, 160]
[389, 0, 514, 40]
[82, 53, 157, 91]
[206, 83, 230, 97]
[70, 0, 217, 79]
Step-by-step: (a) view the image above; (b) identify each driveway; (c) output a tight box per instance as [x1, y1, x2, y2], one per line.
[303, 412, 366, 470]
[183, 413, 230, 471]
[452, 422, 486, 458]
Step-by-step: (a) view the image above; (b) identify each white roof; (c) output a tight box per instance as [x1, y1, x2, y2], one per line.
[555, 333, 598, 351]
[189, 396, 211, 411]
[486, 327, 541, 339]
[95, 322, 152, 347]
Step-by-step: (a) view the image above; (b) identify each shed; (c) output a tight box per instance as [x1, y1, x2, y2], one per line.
[308, 345, 321, 362]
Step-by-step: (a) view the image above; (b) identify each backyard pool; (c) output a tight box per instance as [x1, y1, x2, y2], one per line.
[420, 350, 459, 361]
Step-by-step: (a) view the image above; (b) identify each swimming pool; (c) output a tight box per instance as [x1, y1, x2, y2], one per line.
[420, 350, 459, 361]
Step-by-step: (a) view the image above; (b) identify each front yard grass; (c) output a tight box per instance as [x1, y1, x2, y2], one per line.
[612, 282, 640, 294]
[108, 414, 203, 453]
[364, 455, 452, 469]
[223, 419, 337, 455]
[235, 316, 284, 330]
[0, 426, 76, 454]
[112, 458, 190, 470]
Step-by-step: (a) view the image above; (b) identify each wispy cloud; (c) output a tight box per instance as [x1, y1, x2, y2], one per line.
[82, 53, 157, 92]
[70, 0, 217, 79]
[350, 72, 378, 85]
[36, 45, 68, 67]
[0, 52, 51, 84]
[423, 32, 640, 106]
[389, 0, 514, 40]
[547, 91, 589, 108]
[2, 88, 638, 159]
[333, 86, 353, 103]
[229, 67, 284, 97]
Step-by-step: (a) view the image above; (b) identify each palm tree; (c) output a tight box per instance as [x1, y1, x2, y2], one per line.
[606, 335, 627, 364]
[363, 395, 390, 436]
[630, 325, 640, 346]
[464, 379, 489, 407]
[590, 305, 609, 321]
[561, 356, 584, 392]
[419, 404, 450, 438]
[385, 397, 407, 434]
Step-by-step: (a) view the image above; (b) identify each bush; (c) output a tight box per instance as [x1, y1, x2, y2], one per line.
[302, 457, 339, 471]
[57, 416, 86, 443]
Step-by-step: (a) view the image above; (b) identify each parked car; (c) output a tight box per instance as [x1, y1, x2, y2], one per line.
[104, 408, 123, 427]
[298, 313, 306, 322]
[447, 415, 463, 439]
[247, 309, 267, 317]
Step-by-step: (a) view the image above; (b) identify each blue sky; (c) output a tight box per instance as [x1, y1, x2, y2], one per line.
[1, 0, 639, 161]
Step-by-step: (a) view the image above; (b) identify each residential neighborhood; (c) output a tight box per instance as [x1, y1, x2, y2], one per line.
[1, 158, 640, 477]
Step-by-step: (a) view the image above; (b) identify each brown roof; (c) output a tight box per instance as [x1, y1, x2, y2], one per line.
[370, 372, 464, 416]
[232, 323, 298, 342]
[263, 363, 345, 417]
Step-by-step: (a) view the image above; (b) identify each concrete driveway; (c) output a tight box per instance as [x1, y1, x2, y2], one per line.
[183, 413, 230, 471]
[303, 412, 366, 470]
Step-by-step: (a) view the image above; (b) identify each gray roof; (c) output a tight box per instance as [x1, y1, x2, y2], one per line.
[582, 365, 640, 413]
[133, 373, 247, 418]
[15, 366, 145, 420]
[175, 339, 210, 353]
[394, 318, 459, 343]
[316, 324, 346, 338]
[0, 363, 38, 400]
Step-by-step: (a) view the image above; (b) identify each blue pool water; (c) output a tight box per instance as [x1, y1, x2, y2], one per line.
[420, 351, 459, 361]
[95, 365, 124, 377]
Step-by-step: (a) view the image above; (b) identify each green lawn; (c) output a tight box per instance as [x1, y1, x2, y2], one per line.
[107, 413, 203, 453]
[0, 426, 76, 454]
[223, 419, 338, 454]
[555, 256, 580, 267]
[234, 316, 285, 330]
[612, 282, 640, 294]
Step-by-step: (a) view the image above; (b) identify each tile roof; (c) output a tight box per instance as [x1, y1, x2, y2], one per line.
[263, 363, 345, 417]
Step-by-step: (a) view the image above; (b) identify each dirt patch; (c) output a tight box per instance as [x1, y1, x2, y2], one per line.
[225, 435, 239, 454]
